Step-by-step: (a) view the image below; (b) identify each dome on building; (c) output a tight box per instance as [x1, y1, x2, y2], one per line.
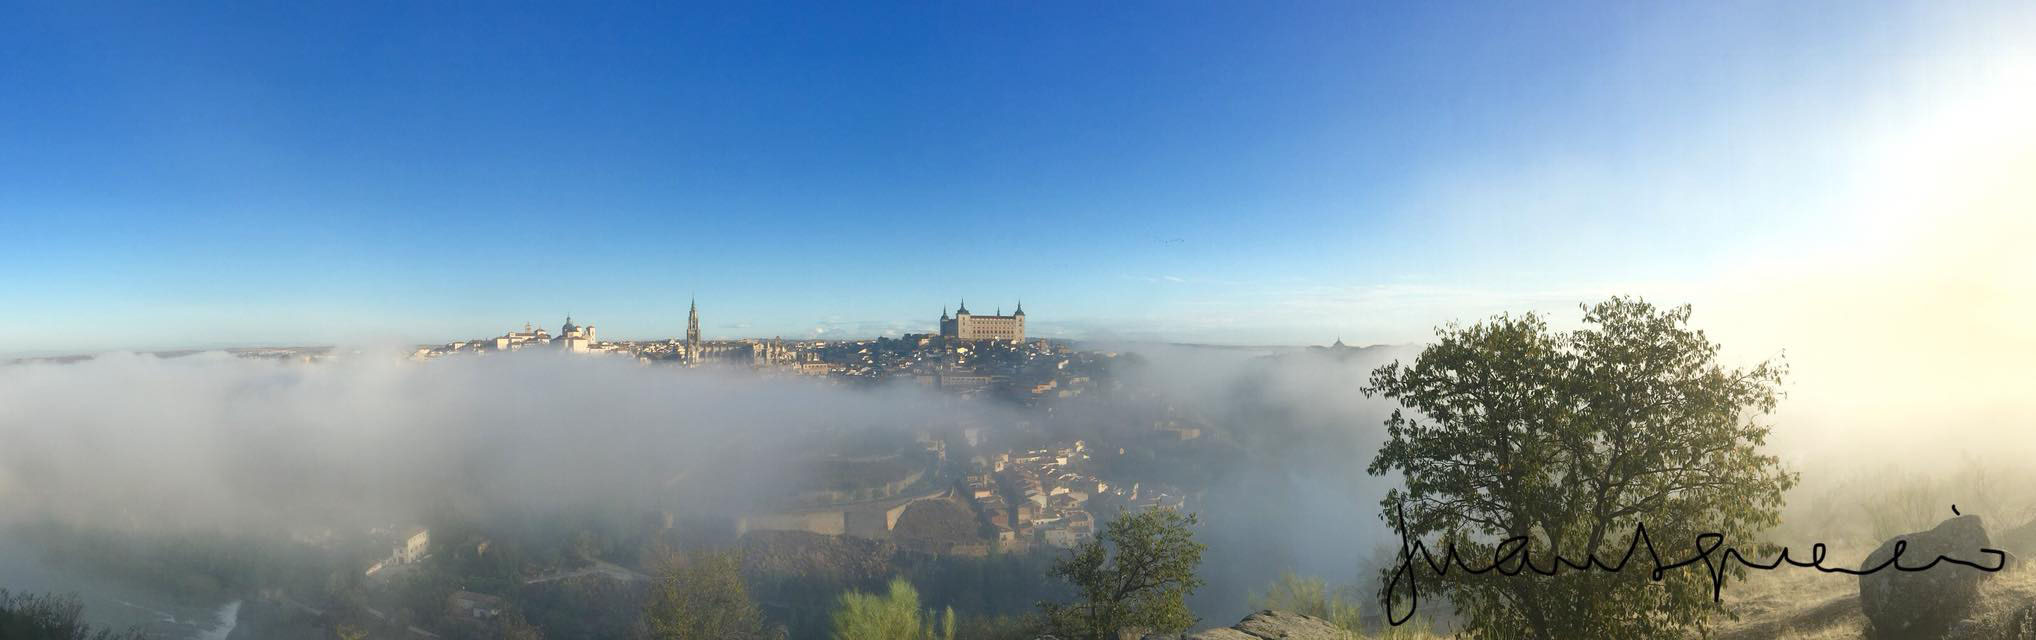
[560, 315, 579, 335]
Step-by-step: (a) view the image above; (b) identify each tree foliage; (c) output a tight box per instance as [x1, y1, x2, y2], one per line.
[827, 577, 954, 640]
[0, 590, 147, 640]
[1039, 508, 1206, 640]
[1364, 297, 1797, 639]
[640, 549, 771, 640]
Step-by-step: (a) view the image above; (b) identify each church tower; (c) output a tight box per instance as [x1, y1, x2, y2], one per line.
[685, 297, 702, 365]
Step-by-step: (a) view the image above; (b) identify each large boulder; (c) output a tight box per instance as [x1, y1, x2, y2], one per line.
[1136, 609, 1349, 640]
[1861, 515, 2002, 639]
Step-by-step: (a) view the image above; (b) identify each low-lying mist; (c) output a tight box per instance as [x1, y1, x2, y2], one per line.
[4, 321, 2033, 630]
[1071, 342, 1418, 620]
[0, 343, 1421, 627]
[0, 351, 1016, 534]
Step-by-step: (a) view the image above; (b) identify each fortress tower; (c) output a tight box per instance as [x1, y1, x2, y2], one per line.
[939, 299, 1025, 341]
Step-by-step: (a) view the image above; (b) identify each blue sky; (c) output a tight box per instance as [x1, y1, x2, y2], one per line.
[3, 1, 2030, 354]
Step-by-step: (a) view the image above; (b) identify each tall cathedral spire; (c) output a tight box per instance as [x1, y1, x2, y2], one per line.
[685, 296, 702, 365]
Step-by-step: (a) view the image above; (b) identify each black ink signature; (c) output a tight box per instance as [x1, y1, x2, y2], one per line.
[1383, 503, 2008, 626]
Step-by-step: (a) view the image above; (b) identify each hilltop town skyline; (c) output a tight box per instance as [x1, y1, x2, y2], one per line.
[3, 295, 1405, 359]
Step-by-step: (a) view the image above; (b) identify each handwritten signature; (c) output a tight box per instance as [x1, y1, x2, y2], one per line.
[1384, 504, 2008, 626]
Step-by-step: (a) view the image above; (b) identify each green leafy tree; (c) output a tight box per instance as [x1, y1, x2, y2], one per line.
[829, 577, 954, 640]
[641, 549, 770, 640]
[1364, 297, 1797, 639]
[1039, 508, 1206, 640]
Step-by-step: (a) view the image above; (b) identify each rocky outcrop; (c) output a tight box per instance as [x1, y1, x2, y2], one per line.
[1860, 515, 2002, 639]
[1137, 610, 1350, 640]
[1224, 610, 1351, 639]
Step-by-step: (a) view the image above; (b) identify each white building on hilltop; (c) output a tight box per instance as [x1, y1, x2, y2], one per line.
[555, 315, 597, 353]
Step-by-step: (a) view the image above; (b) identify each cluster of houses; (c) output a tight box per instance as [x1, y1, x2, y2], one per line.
[363, 525, 432, 577]
[409, 318, 637, 359]
[963, 440, 1188, 551]
[398, 311, 1126, 405]
[354, 525, 513, 625]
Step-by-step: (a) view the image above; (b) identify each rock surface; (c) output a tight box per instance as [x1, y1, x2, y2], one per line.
[1136, 609, 1349, 640]
[1860, 515, 2001, 639]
